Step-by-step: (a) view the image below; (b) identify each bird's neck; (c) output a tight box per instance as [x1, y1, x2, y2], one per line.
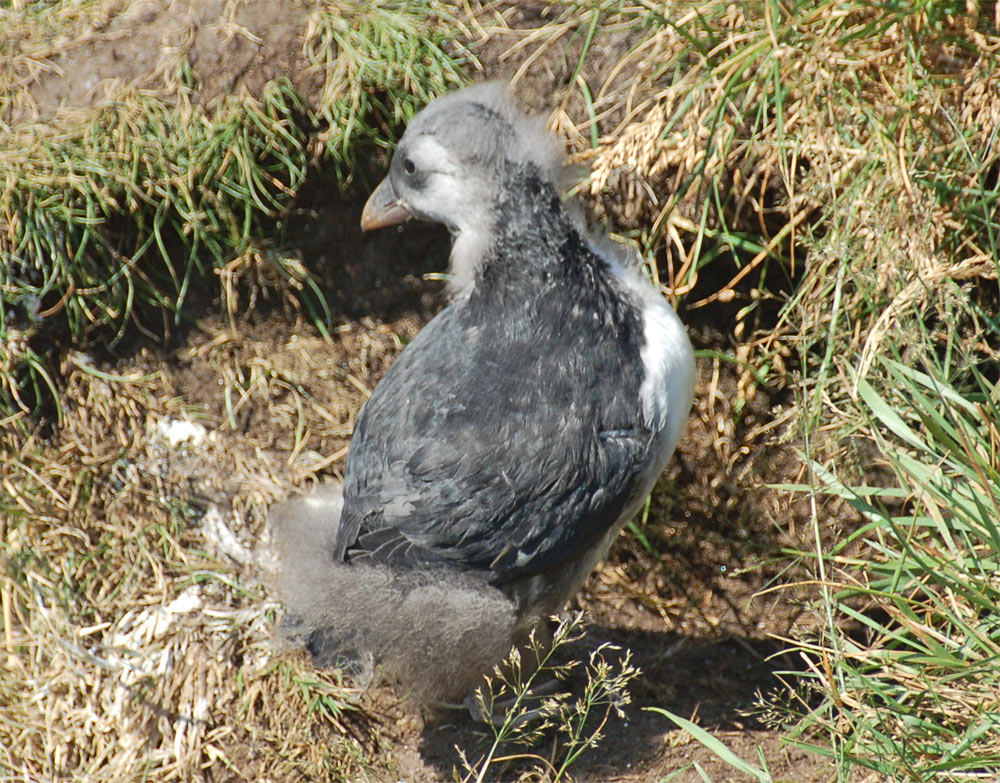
[496, 163, 575, 249]
[447, 164, 580, 299]
[474, 163, 583, 287]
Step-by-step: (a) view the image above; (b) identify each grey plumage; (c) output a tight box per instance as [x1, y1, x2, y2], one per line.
[271, 83, 696, 703]
[272, 485, 521, 702]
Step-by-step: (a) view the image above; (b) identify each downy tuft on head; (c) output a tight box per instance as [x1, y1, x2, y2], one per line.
[401, 82, 566, 190]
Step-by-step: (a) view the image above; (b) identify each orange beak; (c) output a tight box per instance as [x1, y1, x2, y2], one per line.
[360, 177, 411, 231]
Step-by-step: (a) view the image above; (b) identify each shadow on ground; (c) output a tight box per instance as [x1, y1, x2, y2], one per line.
[407, 624, 801, 781]
[280, 162, 452, 322]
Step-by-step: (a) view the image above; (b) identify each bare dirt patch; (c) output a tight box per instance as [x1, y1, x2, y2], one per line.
[18, 0, 320, 121]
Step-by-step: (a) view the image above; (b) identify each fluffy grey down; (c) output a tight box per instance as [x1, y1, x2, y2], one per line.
[272, 484, 524, 702]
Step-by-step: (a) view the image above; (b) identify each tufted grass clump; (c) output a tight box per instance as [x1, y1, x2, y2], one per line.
[1, 85, 312, 417]
[0, 0, 466, 420]
[306, 0, 468, 161]
[779, 346, 1000, 781]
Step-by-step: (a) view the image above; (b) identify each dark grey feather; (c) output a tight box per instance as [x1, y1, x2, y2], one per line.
[335, 162, 650, 589]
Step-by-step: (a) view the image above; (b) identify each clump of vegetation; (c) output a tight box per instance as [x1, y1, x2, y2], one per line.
[792, 350, 1000, 779]
[0, 0, 464, 419]
[590, 1, 995, 372]
[1, 87, 313, 415]
[460, 613, 640, 782]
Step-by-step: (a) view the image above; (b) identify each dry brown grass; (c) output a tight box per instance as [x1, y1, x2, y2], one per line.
[0, 320, 414, 780]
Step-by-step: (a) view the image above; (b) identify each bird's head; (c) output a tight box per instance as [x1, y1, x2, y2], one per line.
[360, 83, 567, 295]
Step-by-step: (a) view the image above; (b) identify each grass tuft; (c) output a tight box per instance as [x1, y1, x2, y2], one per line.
[306, 0, 467, 163]
[0, 0, 467, 420]
[783, 347, 1000, 780]
[1, 83, 312, 416]
[460, 613, 640, 782]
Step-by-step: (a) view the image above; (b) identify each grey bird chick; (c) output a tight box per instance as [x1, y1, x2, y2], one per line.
[272, 82, 696, 704]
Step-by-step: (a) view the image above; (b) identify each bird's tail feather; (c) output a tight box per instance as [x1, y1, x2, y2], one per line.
[270, 484, 521, 703]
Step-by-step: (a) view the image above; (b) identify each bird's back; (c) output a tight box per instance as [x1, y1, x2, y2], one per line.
[336, 198, 655, 589]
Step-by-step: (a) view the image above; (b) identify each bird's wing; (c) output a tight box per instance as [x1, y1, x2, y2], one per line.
[335, 300, 652, 584]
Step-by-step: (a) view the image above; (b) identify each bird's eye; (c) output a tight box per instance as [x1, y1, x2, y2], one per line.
[403, 158, 416, 175]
